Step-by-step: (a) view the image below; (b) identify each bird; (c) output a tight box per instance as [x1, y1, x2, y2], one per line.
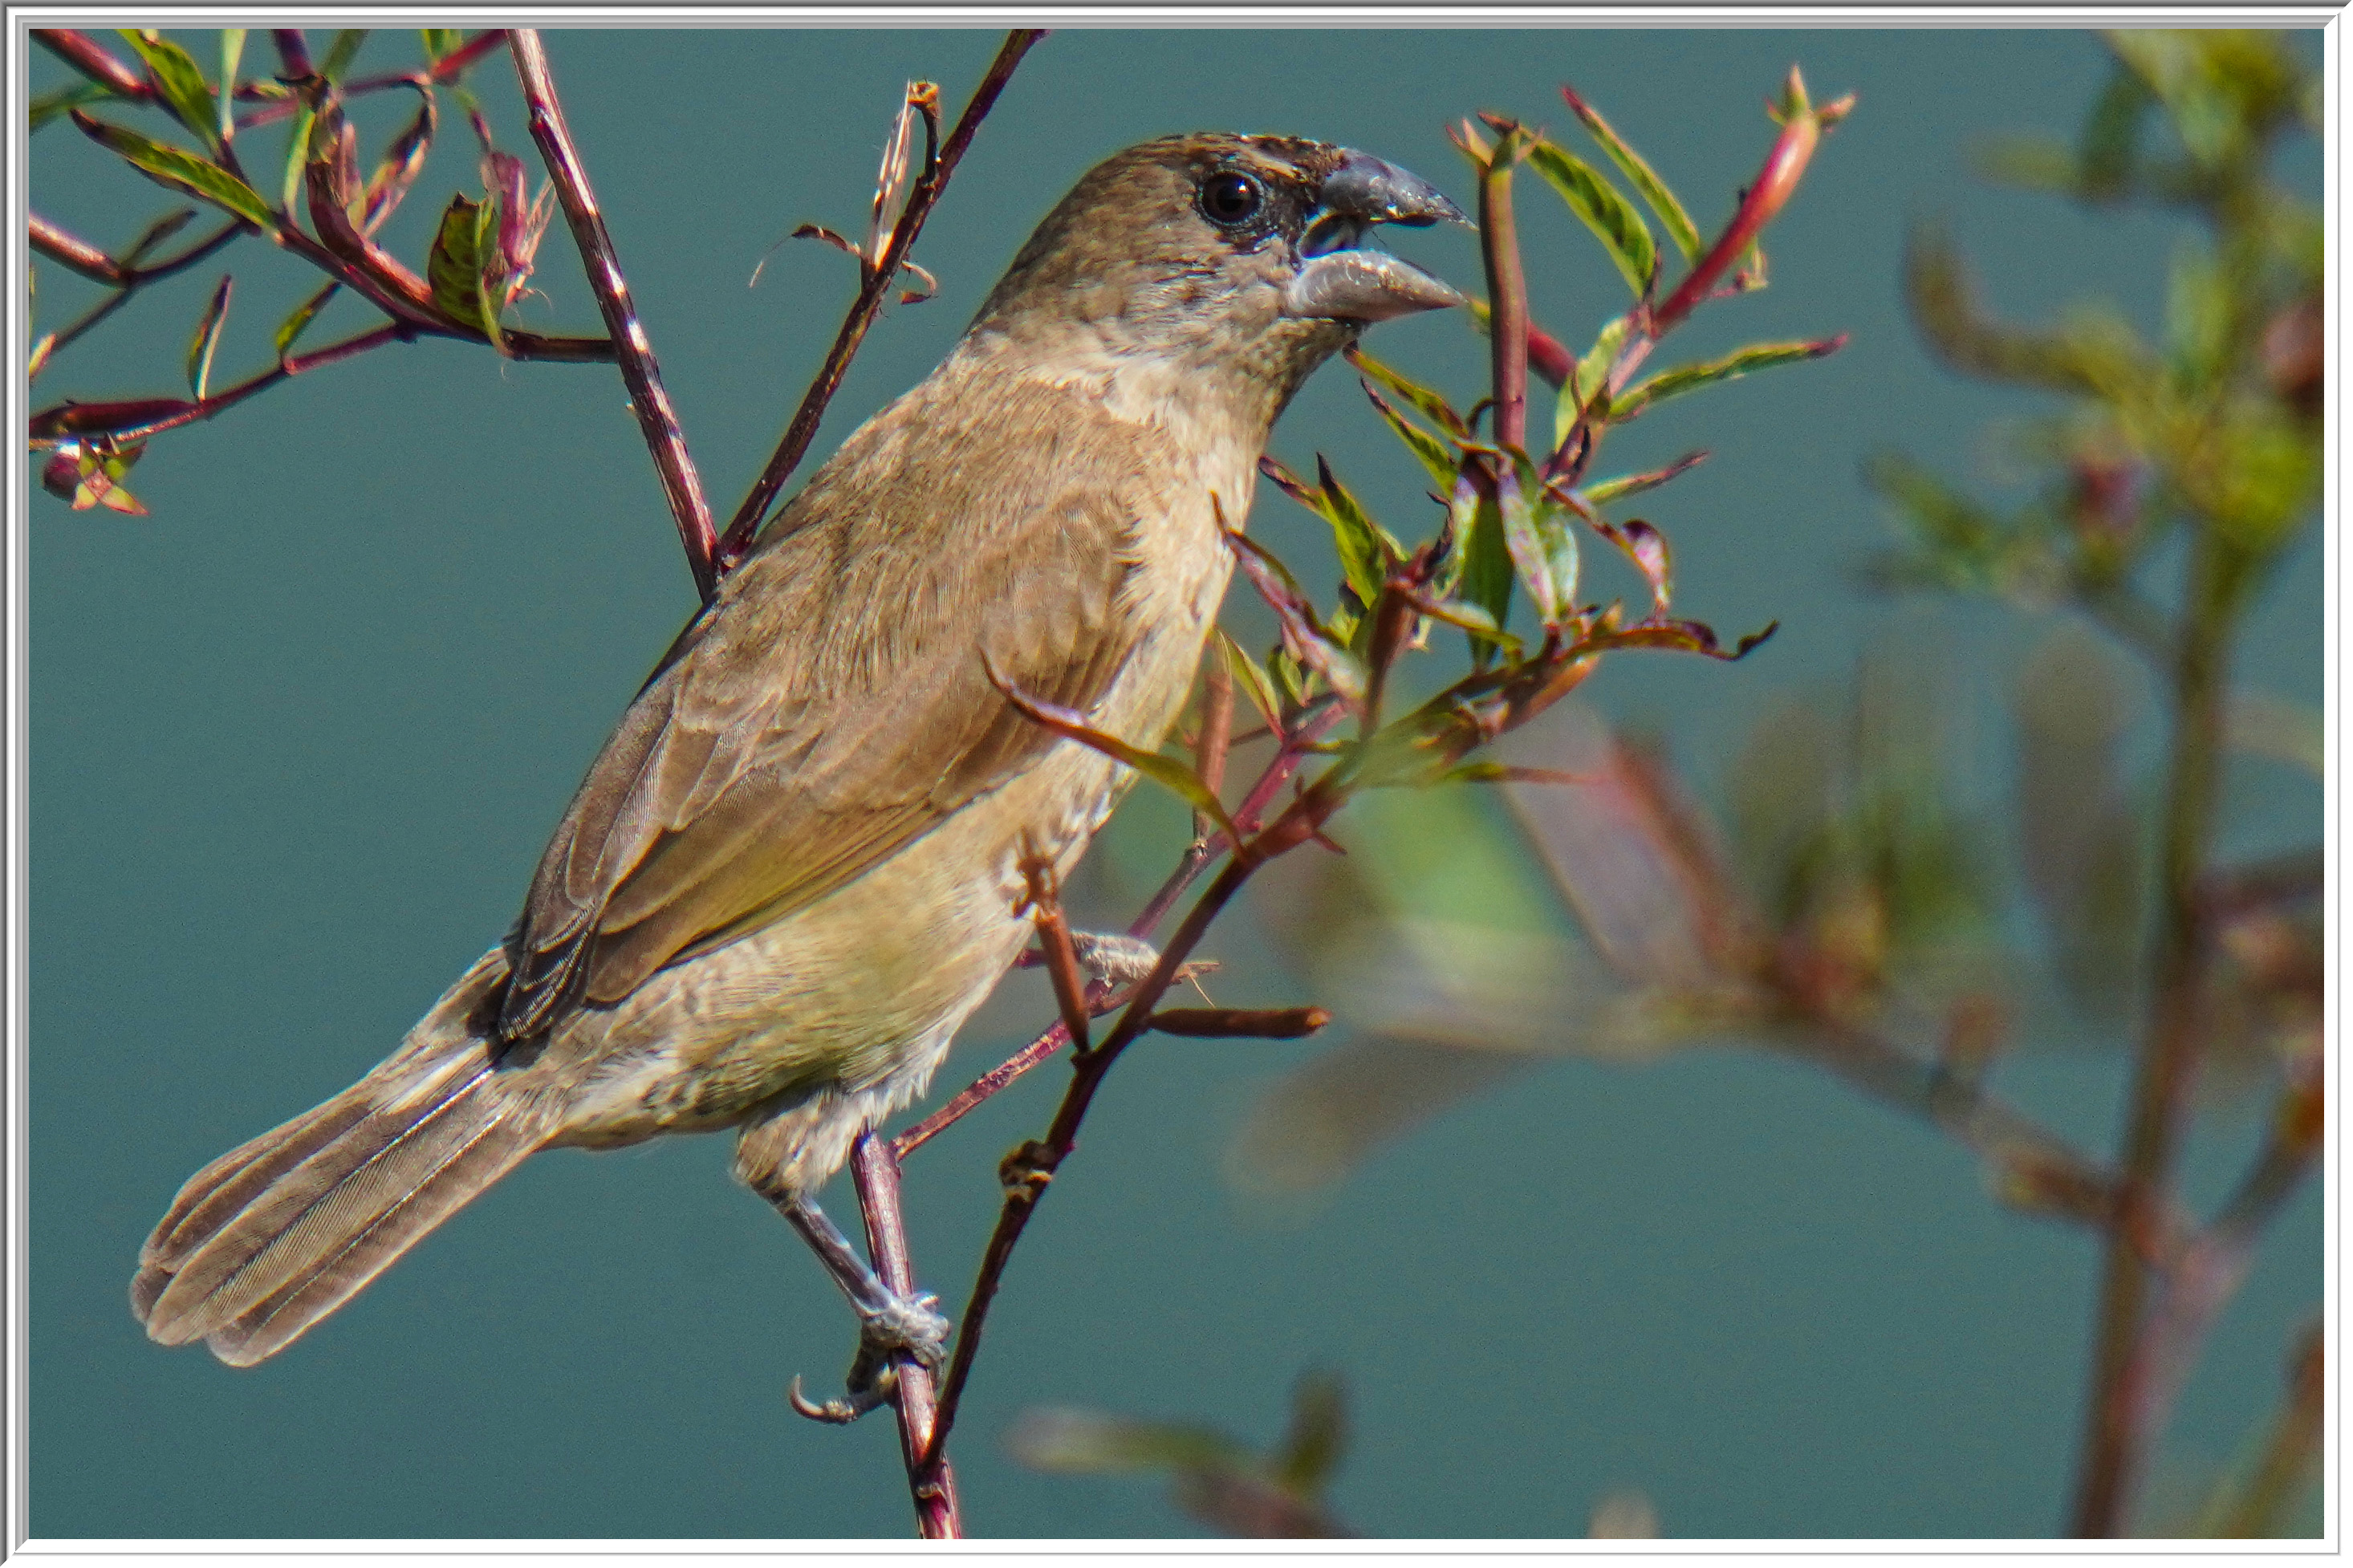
[131, 132, 1465, 1393]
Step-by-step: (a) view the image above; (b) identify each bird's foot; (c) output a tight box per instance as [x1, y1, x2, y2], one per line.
[787, 1286, 951, 1425]
[1068, 930, 1162, 987]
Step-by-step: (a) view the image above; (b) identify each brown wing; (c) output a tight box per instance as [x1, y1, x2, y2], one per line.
[498, 379, 1157, 1041]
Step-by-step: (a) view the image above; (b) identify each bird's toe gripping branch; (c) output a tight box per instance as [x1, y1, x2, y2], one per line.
[776, 1190, 953, 1424]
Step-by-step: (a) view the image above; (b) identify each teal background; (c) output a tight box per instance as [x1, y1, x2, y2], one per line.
[26, 27, 2322, 1539]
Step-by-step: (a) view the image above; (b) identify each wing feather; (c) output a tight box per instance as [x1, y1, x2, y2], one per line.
[498, 379, 1162, 1040]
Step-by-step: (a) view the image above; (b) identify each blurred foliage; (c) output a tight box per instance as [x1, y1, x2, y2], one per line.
[1213, 30, 2318, 1538]
[1007, 1371, 1356, 1537]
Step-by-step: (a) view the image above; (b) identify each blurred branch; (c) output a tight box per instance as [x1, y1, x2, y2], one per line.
[32, 29, 152, 100]
[720, 29, 1046, 569]
[510, 28, 718, 600]
[2199, 1322, 2323, 1538]
[2072, 534, 2253, 1538]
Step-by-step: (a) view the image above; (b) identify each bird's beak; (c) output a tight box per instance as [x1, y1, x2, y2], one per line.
[1283, 150, 1470, 323]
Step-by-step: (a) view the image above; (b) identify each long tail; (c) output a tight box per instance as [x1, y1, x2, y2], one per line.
[132, 950, 551, 1367]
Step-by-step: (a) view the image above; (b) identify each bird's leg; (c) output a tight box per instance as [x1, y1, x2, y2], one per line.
[770, 1189, 950, 1424]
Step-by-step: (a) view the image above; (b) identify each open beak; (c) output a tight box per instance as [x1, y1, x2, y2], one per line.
[1283, 150, 1469, 323]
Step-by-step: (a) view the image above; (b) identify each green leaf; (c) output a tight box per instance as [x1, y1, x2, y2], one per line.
[29, 79, 113, 131]
[2163, 240, 2230, 390]
[1558, 315, 1628, 450]
[1315, 456, 1400, 610]
[120, 30, 220, 154]
[69, 111, 273, 229]
[421, 28, 465, 63]
[426, 192, 492, 333]
[1527, 140, 1656, 298]
[1272, 1372, 1347, 1498]
[1007, 1408, 1250, 1477]
[1361, 380, 1458, 490]
[280, 101, 315, 213]
[185, 274, 232, 400]
[1408, 593, 1522, 655]
[1345, 345, 1466, 437]
[1582, 450, 1706, 509]
[1614, 337, 1843, 418]
[987, 658, 1249, 854]
[1496, 467, 1579, 627]
[1217, 627, 1284, 734]
[320, 30, 369, 83]
[1458, 484, 1513, 666]
[217, 30, 246, 140]
[1562, 88, 1701, 262]
[274, 280, 338, 361]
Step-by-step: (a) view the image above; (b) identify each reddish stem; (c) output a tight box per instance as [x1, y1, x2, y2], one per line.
[890, 700, 1346, 1158]
[848, 1135, 961, 1538]
[1652, 100, 1823, 333]
[510, 29, 718, 599]
[32, 30, 152, 100]
[719, 30, 1044, 567]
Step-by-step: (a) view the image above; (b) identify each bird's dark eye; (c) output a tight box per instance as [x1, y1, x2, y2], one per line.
[1199, 171, 1264, 226]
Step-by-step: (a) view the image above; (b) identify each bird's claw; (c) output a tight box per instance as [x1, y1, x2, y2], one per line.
[787, 1288, 950, 1427]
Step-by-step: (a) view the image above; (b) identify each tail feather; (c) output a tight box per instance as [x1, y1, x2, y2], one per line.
[132, 949, 547, 1365]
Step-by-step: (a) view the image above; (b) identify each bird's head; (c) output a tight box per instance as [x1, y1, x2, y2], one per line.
[963, 132, 1467, 430]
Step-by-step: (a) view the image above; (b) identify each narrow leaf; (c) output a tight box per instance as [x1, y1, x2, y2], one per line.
[1361, 380, 1457, 490]
[120, 30, 219, 154]
[1594, 518, 1673, 614]
[185, 274, 232, 400]
[1344, 345, 1466, 437]
[1577, 618, 1777, 662]
[1615, 336, 1844, 418]
[986, 657, 1249, 853]
[1405, 591, 1523, 655]
[1562, 86, 1702, 261]
[30, 80, 116, 131]
[1458, 484, 1513, 665]
[69, 111, 272, 229]
[274, 280, 337, 361]
[1559, 315, 1628, 450]
[217, 30, 246, 141]
[1496, 468, 1557, 624]
[1274, 1372, 1349, 1497]
[421, 28, 464, 63]
[1315, 455, 1400, 610]
[1580, 450, 1707, 508]
[280, 101, 315, 213]
[319, 30, 368, 83]
[1527, 140, 1656, 298]
[1217, 628, 1284, 734]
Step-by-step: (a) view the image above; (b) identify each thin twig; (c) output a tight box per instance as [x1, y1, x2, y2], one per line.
[237, 30, 511, 131]
[30, 321, 410, 443]
[720, 29, 1044, 567]
[847, 1135, 961, 1539]
[892, 700, 1345, 1158]
[30, 213, 246, 358]
[509, 29, 718, 600]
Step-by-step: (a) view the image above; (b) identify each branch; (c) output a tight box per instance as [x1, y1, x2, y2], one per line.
[718, 29, 1045, 568]
[891, 699, 1346, 1159]
[2071, 534, 2251, 1537]
[30, 211, 246, 361]
[847, 1135, 961, 1539]
[236, 31, 512, 130]
[510, 29, 718, 600]
[1473, 120, 1530, 453]
[32, 30, 152, 100]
